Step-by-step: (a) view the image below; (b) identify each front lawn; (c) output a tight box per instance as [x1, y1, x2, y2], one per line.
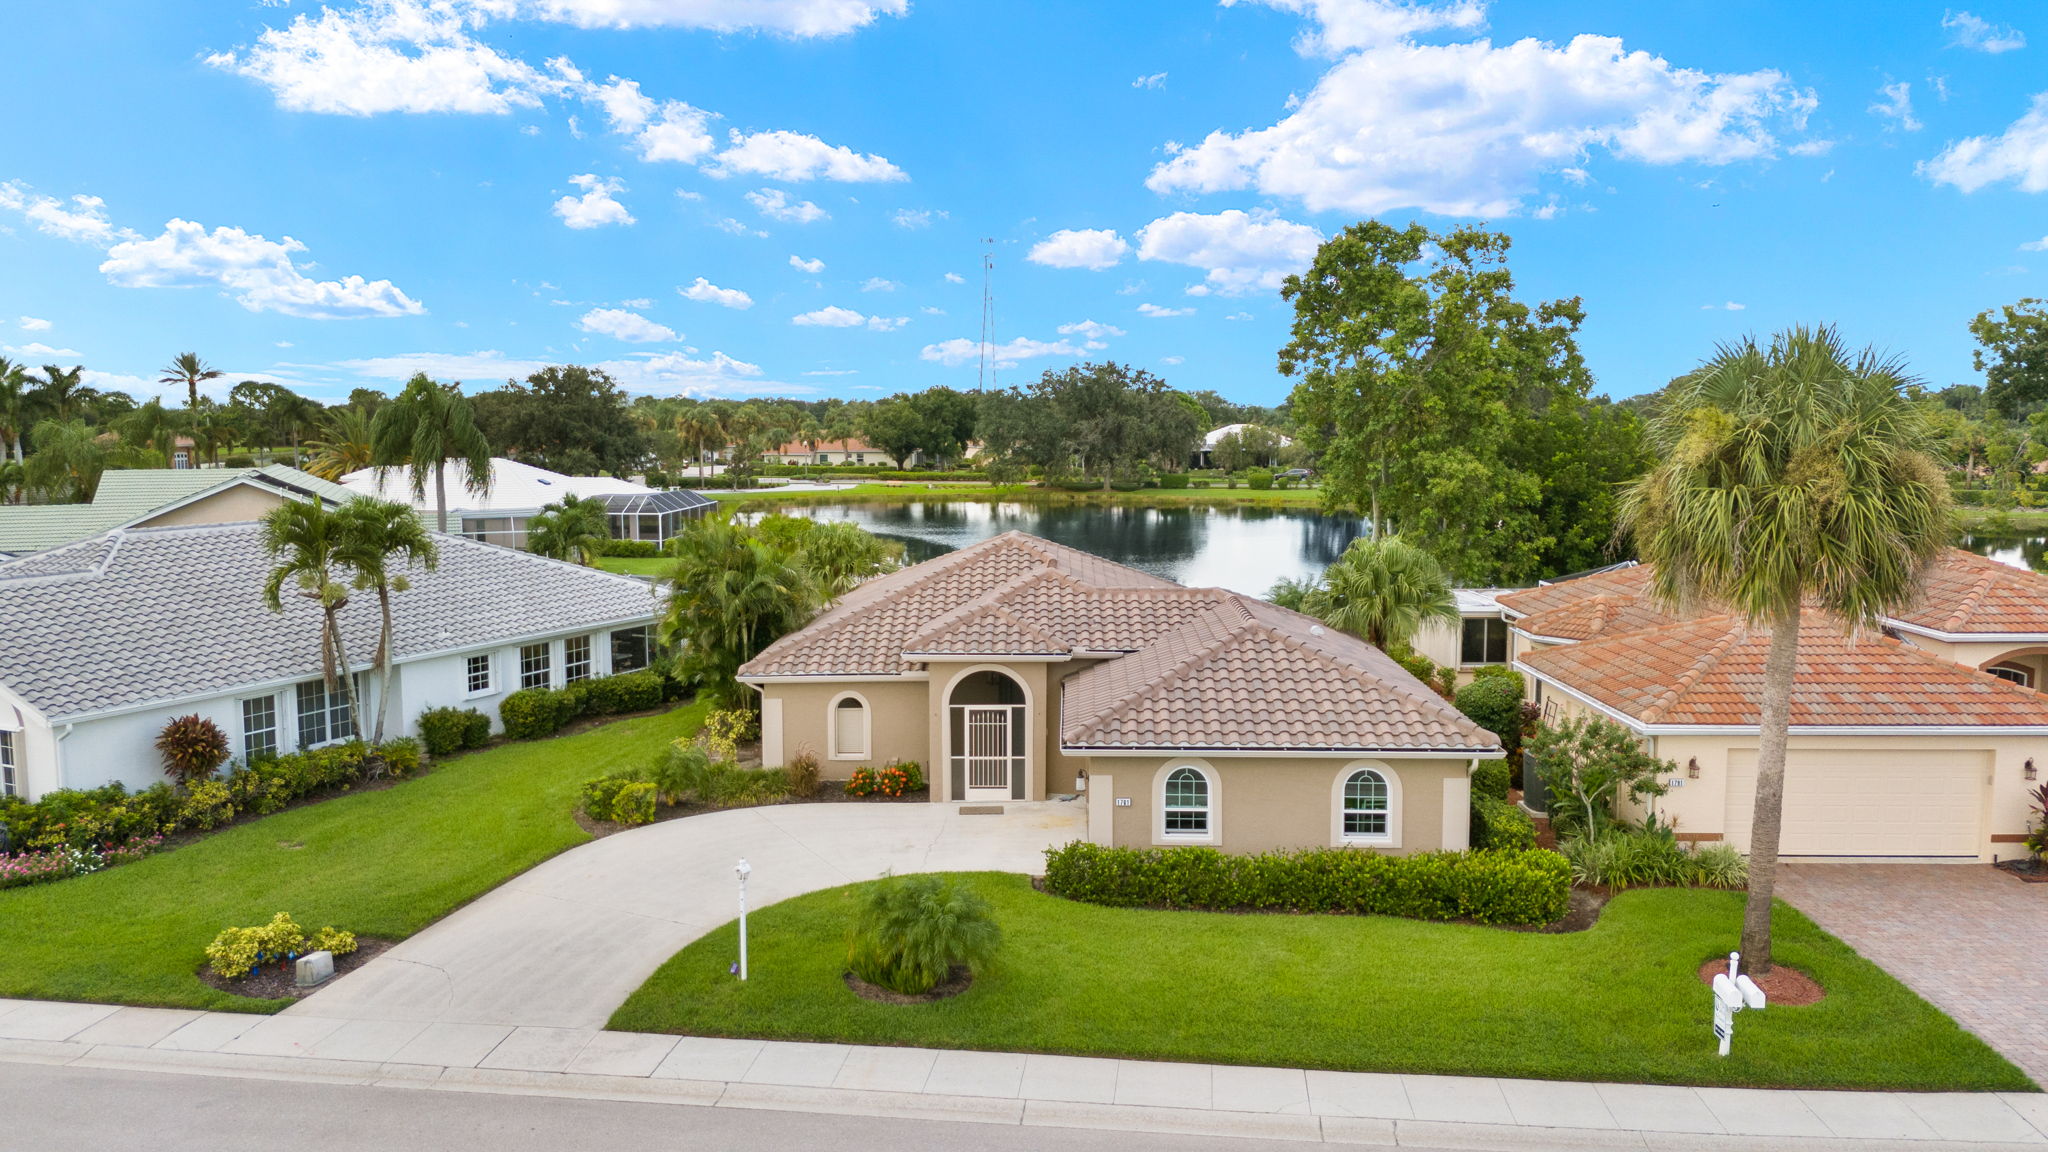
[611, 872, 2026, 1091]
[596, 555, 672, 577]
[0, 701, 707, 1012]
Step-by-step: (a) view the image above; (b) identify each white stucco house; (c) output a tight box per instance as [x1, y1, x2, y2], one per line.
[339, 458, 712, 551]
[0, 522, 663, 801]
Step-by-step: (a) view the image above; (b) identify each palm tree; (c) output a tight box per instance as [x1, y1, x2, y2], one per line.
[789, 519, 902, 601]
[306, 405, 376, 480]
[159, 353, 224, 409]
[187, 399, 240, 466]
[1620, 325, 1951, 975]
[1301, 535, 1459, 652]
[334, 498, 438, 745]
[22, 418, 106, 501]
[369, 373, 492, 532]
[526, 494, 611, 566]
[0, 357, 29, 468]
[260, 498, 365, 742]
[675, 405, 725, 483]
[659, 518, 819, 708]
[33, 364, 91, 422]
[115, 398, 188, 467]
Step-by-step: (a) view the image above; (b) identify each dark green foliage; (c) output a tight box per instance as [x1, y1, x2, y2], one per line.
[1973, 299, 2048, 419]
[1532, 716, 1673, 840]
[1562, 827, 1746, 889]
[580, 772, 656, 825]
[847, 874, 1003, 995]
[601, 539, 662, 558]
[416, 707, 484, 757]
[1471, 759, 1510, 801]
[470, 364, 649, 477]
[590, 670, 665, 714]
[500, 687, 575, 740]
[1245, 468, 1274, 490]
[1471, 794, 1537, 851]
[1041, 842, 1570, 926]
[975, 362, 1205, 483]
[1454, 674, 1527, 759]
[223, 453, 257, 468]
[460, 709, 492, 749]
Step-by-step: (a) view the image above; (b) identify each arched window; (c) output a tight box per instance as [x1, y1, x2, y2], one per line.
[1342, 769, 1390, 840]
[830, 694, 870, 759]
[1988, 663, 2034, 689]
[1163, 766, 1210, 835]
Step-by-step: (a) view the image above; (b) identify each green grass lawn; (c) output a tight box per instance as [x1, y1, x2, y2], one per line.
[611, 872, 2026, 1091]
[710, 483, 1324, 508]
[0, 701, 707, 1013]
[596, 555, 672, 576]
[1954, 505, 2048, 531]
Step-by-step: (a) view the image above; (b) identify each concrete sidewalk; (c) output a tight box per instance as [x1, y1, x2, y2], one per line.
[3, 999, 2045, 1149]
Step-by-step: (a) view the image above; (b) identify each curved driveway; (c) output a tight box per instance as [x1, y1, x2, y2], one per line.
[288, 801, 1086, 1030]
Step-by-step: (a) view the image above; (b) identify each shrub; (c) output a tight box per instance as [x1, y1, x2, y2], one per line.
[204, 912, 354, 979]
[600, 539, 661, 558]
[1471, 760, 1510, 801]
[585, 670, 665, 716]
[846, 763, 917, 798]
[156, 714, 230, 786]
[1471, 794, 1537, 851]
[1455, 675, 1527, 761]
[1041, 842, 1571, 926]
[1561, 827, 1746, 889]
[847, 874, 1002, 996]
[417, 707, 483, 757]
[1191, 479, 1210, 489]
[1532, 716, 1673, 839]
[461, 709, 492, 748]
[1245, 468, 1274, 490]
[700, 707, 760, 761]
[1157, 473, 1191, 489]
[378, 737, 425, 779]
[500, 687, 572, 740]
[786, 749, 822, 798]
[580, 772, 646, 823]
[223, 453, 258, 468]
[179, 780, 237, 831]
[893, 759, 926, 792]
[649, 742, 787, 808]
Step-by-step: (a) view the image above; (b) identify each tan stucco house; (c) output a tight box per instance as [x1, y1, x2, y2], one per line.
[740, 532, 1503, 855]
[1502, 550, 2048, 862]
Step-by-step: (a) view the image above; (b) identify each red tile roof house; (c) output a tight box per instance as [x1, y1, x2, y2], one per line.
[1503, 549, 2048, 861]
[763, 438, 905, 468]
[740, 532, 1504, 854]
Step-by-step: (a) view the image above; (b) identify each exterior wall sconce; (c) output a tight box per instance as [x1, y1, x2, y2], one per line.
[1687, 757, 1700, 780]
[2027, 759, 2037, 782]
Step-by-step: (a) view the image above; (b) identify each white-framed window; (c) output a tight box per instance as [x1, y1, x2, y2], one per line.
[466, 653, 496, 696]
[1162, 766, 1211, 836]
[1988, 663, 2033, 688]
[1342, 769, 1391, 840]
[829, 693, 870, 760]
[295, 679, 353, 748]
[242, 695, 279, 762]
[519, 643, 552, 690]
[1460, 617, 1509, 665]
[565, 635, 593, 683]
[611, 625, 653, 673]
[0, 729, 17, 797]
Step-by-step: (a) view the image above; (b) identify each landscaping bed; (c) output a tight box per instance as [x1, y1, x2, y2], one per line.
[576, 781, 930, 839]
[196, 937, 393, 1002]
[610, 872, 2029, 1091]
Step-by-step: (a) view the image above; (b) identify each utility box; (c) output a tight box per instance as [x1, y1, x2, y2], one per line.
[295, 950, 335, 988]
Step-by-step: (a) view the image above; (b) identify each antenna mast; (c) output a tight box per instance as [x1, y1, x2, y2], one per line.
[977, 238, 996, 391]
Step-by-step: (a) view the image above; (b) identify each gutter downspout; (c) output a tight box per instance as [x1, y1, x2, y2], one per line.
[54, 722, 76, 794]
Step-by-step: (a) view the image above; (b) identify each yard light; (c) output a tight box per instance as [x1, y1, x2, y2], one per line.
[1687, 757, 1700, 780]
[735, 858, 751, 982]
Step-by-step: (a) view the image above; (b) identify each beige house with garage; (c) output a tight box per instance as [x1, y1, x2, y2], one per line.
[1501, 550, 2048, 862]
[740, 532, 1503, 854]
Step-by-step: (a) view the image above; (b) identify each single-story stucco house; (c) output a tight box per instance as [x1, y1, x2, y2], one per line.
[763, 438, 904, 468]
[1502, 549, 2048, 861]
[739, 531, 1503, 855]
[0, 464, 351, 558]
[0, 522, 662, 801]
[339, 458, 712, 551]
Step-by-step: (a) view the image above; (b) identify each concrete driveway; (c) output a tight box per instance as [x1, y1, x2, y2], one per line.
[1779, 863, 2048, 1085]
[289, 800, 1086, 1031]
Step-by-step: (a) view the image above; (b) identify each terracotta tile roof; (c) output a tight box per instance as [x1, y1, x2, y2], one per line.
[1889, 549, 2048, 636]
[1519, 613, 2048, 728]
[770, 438, 880, 456]
[1495, 563, 1650, 619]
[1513, 593, 1685, 643]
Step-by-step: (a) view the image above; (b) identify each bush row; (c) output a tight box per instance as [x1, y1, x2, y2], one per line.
[416, 708, 494, 758]
[498, 671, 666, 740]
[1471, 794, 1537, 851]
[1562, 828, 1747, 889]
[1040, 842, 1571, 926]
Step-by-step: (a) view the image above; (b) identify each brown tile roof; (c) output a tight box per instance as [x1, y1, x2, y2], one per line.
[1519, 613, 2048, 728]
[1888, 548, 2048, 636]
[1513, 592, 1685, 643]
[770, 438, 880, 456]
[1495, 563, 1651, 619]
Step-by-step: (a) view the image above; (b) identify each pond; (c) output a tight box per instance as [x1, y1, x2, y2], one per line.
[1961, 532, 2048, 573]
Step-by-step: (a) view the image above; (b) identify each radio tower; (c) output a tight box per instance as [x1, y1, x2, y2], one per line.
[976, 238, 996, 391]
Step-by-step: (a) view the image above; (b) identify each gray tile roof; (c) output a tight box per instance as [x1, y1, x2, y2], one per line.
[0, 522, 662, 721]
[0, 465, 353, 555]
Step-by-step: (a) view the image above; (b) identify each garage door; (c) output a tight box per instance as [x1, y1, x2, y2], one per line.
[1723, 748, 1984, 857]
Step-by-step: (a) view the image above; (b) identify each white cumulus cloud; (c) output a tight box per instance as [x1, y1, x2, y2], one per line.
[18, 316, 51, 331]
[679, 276, 753, 308]
[516, 0, 908, 36]
[891, 207, 939, 229]
[1870, 81, 1921, 132]
[0, 181, 121, 243]
[554, 173, 635, 228]
[791, 305, 904, 330]
[100, 218, 425, 319]
[746, 187, 829, 222]
[943, 271, 965, 284]
[2022, 236, 2048, 252]
[789, 254, 825, 274]
[1056, 319, 1124, 348]
[1700, 301, 1747, 311]
[1943, 10, 2026, 54]
[1923, 93, 2048, 192]
[1027, 228, 1129, 270]
[711, 129, 906, 182]
[860, 277, 899, 292]
[1137, 302, 1195, 318]
[1133, 72, 1168, 89]
[578, 306, 676, 341]
[1135, 210, 1323, 296]
[919, 336, 1089, 368]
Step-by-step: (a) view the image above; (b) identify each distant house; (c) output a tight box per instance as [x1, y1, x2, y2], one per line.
[0, 522, 663, 801]
[1195, 423, 1292, 469]
[339, 458, 713, 551]
[763, 439, 905, 468]
[0, 464, 351, 558]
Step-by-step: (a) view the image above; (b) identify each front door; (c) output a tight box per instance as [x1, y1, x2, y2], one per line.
[962, 705, 1013, 799]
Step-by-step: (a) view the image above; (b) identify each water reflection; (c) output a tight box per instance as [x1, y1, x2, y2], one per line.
[779, 501, 1369, 596]
[1957, 533, 2048, 573]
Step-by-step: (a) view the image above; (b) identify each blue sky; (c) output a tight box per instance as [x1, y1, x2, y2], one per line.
[2, 0, 2044, 408]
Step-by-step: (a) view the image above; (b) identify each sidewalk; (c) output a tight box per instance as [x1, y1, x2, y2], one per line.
[4, 998, 2046, 1150]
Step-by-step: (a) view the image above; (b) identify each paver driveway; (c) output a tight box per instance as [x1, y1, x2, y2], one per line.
[1779, 863, 2048, 1085]
[288, 800, 1085, 1030]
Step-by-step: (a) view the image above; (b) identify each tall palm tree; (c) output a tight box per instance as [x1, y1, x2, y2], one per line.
[0, 357, 29, 468]
[526, 494, 611, 566]
[22, 418, 106, 502]
[368, 373, 492, 532]
[334, 498, 438, 745]
[674, 405, 725, 483]
[115, 398, 188, 467]
[1620, 325, 1950, 974]
[159, 352, 224, 409]
[260, 498, 364, 742]
[187, 399, 240, 466]
[789, 519, 903, 601]
[659, 518, 818, 709]
[1301, 535, 1460, 652]
[33, 364, 90, 422]
[306, 405, 376, 480]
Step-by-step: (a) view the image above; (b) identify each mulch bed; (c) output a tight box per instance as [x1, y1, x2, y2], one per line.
[844, 965, 973, 1004]
[1698, 955, 1826, 1006]
[1994, 858, 2048, 884]
[196, 937, 394, 1001]
[576, 782, 932, 839]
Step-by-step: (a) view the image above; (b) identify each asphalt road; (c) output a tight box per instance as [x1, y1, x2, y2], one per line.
[1, 1063, 1318, 1152]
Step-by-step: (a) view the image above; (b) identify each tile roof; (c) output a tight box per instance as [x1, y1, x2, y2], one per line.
[1513, 592, 1684, 643]
[0, 465, 352, 554]
[339, 458, 651, 516]
[1888, 549, 2048, 636]
[770, 438, 882, 456]
[1519, 613, 2048, 729]
[0, 523, 660, 721]
[1494, 562, 1650, 619]
[742, 531, 1502, 754]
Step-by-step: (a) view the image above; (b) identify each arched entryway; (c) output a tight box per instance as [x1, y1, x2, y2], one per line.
[946, 668, 1028, 801]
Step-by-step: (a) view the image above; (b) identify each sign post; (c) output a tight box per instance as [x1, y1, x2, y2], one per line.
[1711, 950, 1767, 1056]
[735, 858, 751, 982]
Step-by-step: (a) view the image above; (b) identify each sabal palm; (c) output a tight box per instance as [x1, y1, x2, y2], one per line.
[334, 498, 438, 744]
[0, 357, 29, 468]
[1302, 535, 1459, 652]
[1620, 324, 1950, 974]
[159, 352, 223, 409]
[369, 373, 492, 532]
[674, 406, 725, 481]
[791, 520, 903, 601]
[526, 494, 610, 566]
[261, 498, 364, 741]
[306, 406, 376, 480]
[23, 418, 105, 501]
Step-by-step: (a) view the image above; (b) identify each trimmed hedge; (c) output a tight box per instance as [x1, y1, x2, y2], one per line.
[496, 670, 667, 742]
[1471, 794, 1538, 851]
[417, 707, 491, 757]
[501, 687, 575, 740]
[1471, 759, 1510, 801]
[1157, 473, 1192, 489]
[1244, 469, 1274, 490]
[600, 539, 662, 558]
[580, 773, 657, 826]
[1041, 842, 1569, 926]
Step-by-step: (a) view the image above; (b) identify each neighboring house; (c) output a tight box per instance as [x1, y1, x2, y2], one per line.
[0, 464, 352, 558]
[1500, 549, 2048, 861]
[763, 439, 904, 468]
[1410, 588, 1517, 680]
[739, 532, 1502, 855]
[0, 522, 663, 801]
[339, 458, 712, 551]
[1194, 422, 1293, 469]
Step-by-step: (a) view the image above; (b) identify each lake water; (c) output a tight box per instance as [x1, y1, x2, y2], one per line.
[778, 502, 2048, 593]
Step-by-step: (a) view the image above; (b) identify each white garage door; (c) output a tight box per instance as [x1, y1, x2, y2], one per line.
[1724, 748, 1985, 858]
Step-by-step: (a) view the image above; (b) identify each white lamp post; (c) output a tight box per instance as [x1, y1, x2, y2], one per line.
[735, 858, 751, 981]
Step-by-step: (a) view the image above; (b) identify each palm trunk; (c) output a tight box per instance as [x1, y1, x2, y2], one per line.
[327, 608, 365, 743]
[1740, 601, 1801, 975]
[434, 465, 449, 534]
[372, 587, 394, 745]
